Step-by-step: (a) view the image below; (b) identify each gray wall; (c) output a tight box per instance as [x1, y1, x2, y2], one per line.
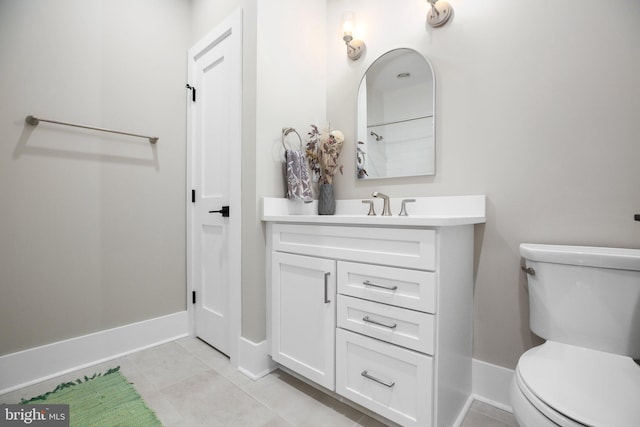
[0, 0, 325, 356]
[326, 0, 640, 369]
[0, 0, 189, 355]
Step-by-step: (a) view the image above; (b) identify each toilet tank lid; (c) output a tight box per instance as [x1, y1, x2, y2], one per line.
[520, 243, 640, 271]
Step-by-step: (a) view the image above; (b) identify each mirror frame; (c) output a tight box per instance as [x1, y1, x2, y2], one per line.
[355, 48, 436, 180]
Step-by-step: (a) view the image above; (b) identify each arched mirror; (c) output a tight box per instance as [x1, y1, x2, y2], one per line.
[356, 48, 435, 179]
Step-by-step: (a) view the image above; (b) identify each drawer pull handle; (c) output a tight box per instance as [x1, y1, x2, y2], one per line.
[363, 280, 398, 291]
[324, 272, 331, 303]
[361, 370, 395, 388]
[362, 316, 397, 329]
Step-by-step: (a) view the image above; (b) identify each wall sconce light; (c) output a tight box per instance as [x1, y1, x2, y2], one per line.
[426, 0, 453, 27]
[342, 11, 366, 60]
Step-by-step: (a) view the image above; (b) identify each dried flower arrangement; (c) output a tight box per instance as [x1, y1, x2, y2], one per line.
[306, 125, 344, 185]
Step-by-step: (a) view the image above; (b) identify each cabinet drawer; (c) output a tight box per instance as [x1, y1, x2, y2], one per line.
[336, 329, 433, 427]
[272, 224, 436, 270]
[337, 295, 435, 355]
[338, 261, 436, 313]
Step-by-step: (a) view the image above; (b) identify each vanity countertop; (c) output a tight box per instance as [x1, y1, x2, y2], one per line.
[262, 195, 486, 227]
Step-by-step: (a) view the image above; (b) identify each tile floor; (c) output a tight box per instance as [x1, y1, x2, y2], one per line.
[1, 338, 518, 426]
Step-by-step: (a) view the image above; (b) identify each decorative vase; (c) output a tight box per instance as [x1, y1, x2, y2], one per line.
[318, 183, 336, 215]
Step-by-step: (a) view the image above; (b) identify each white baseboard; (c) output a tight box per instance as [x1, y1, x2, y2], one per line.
[453, 395, 475, 427]
[0, 311, 188, 394]
[1, 313, 516, 413]
[237, 337, 277, 380]
[472, 358, 515, 412]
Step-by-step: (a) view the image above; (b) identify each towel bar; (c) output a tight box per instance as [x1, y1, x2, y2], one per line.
[26, 115, 159, 144]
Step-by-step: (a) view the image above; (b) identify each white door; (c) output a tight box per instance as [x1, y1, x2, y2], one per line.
[271, 252, 336, 389]
[187, 11, 242, 358]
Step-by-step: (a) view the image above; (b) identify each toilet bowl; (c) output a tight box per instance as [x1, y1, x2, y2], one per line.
[510, 341, 640, 427]
[512, 244, 640, 427]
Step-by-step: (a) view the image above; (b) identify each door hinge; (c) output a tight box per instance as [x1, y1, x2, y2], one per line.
[192, 189, 196, 203]
[192, 290, 196, 304]
[185, 84, 196, 102]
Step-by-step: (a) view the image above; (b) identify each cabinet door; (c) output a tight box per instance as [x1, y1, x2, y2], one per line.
[272, 252, 336, 390]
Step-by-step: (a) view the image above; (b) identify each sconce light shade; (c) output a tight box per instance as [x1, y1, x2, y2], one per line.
[342, 11, 366, 60]
[426, 0, 453, 27]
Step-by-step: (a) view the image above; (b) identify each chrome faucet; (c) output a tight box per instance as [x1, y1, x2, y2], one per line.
[372, 192, 392, 216]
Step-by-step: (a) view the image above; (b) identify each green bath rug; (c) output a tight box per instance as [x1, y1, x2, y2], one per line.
[21, 367, 161, 426]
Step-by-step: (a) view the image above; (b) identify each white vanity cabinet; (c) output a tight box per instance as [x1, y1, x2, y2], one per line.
[266, 220, 477, 427]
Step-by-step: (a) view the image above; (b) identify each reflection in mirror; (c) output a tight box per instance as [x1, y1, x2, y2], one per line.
[356, 48, 435, 179]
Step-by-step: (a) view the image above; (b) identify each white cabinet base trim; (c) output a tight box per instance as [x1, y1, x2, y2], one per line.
[237, 337, 277, 380]
[472, 359, 515, 412]
[0, 311, 188, 394]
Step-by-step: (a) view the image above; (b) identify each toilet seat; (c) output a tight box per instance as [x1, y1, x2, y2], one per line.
[513, 370, 583, 426]
[517, 341, 640, 427]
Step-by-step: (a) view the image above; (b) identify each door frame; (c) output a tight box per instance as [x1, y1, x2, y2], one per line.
[186, 9, 243, 366]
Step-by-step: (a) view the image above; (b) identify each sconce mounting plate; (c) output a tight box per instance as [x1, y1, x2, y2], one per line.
[427, 1, 452, 27]
[347, 39, 366, 61]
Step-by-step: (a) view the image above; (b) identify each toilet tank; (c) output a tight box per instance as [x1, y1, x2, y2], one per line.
[520, 243, 640, 358]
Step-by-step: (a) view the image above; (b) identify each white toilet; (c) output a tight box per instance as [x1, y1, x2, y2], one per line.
[511, 243, 640, 427]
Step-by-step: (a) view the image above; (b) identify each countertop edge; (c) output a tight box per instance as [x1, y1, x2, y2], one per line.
[261, 214, 486, 227]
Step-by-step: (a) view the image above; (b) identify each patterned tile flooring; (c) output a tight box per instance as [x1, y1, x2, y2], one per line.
[0, 338, 518, 426]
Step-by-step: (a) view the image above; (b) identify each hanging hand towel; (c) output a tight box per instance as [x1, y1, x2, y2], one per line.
[285, 150, 312, 202]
